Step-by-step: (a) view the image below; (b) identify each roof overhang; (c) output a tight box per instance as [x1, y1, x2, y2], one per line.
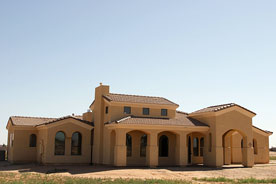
[36, 117, 93, 130]
[103, 98, 179, 109]
[189, 105, 256, 118]
[105, 123, 209, 132]
[253, 126, 273, 136]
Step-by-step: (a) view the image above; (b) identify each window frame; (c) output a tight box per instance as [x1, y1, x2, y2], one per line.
[140, 135, 147, 157]
[143, 108, 150, 115]
[124, 106, 131, 114]
[161, 109, 168, 116]
[126, 133, 132, 157]
[29, 134, 37, 147]
[55, 131, 66, 156]
[71, 132, 82, 156]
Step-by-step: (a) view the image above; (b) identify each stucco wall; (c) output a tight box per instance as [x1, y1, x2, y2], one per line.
[9, 128, 37, 163]
[43, 119, 92, 164]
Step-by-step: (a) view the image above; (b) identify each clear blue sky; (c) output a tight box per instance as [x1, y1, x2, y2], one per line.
[0, 0, 275, 147]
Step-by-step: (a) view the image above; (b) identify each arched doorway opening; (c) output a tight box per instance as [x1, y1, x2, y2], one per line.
[187, 132, 205, 165]
[125, 130, 148, 166]
[158, 131, 176, 166]
[223, 129, 247, 166]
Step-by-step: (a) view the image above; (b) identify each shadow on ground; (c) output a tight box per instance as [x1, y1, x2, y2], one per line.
[0, 161, 252, 175]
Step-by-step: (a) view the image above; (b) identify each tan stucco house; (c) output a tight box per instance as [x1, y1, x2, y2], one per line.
[6, 84, 273, 167]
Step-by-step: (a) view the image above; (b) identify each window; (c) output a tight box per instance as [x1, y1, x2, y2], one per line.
[140, 135, 147, 157]
[241, 139, 243, 148]
[71, 132, 82, 155]
[55, 131, 65, 155]
[126, 134, 132, 157]
[193, 137, 199, 156]
[161, 109, 167, 116]
[124, 106, 131, 114]
[200, 137, 204, 156]
[143, 108, 150, 115]
[253, 139, 258, 155]
[29, 134, 37, 147]
[159, 135, 169, 157]
[105, 106, 109, 114]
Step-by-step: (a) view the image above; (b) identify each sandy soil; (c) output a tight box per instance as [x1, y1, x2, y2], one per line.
[0, 153, 275, 181]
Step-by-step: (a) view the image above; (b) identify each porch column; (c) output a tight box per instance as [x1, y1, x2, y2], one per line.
[242, 137, 254, 167]
[146, 131, 158, 167]
[114, 129, 127, 166]
[176, 132, 187, 166]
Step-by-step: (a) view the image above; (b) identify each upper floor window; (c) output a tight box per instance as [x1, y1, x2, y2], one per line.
[124, 106, 131, 114]
[105, 106, 109, 114]
[143, 108, 150, 115]
[161, 109, 167, 116]
[29, 134, 37, 147]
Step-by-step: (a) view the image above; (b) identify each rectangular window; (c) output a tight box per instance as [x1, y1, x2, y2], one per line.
[124, 106, 131, 114]
[105, 106, 108, 114]
[161, 109, 167, 116]
[143, 108, 150, 115]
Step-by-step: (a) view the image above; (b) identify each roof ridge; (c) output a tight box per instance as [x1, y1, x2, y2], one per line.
[11, 116, 56, 119]
[176, 110, 189, 115]
[207, 103, 235, 108]
[106, 93, 179, 106]
[108, 93, 168, 99]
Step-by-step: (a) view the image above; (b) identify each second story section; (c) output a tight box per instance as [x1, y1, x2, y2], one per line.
[88, 84, 179, 124]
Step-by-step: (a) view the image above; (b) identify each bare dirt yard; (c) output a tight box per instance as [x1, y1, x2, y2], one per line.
[0, 152, 275, 183]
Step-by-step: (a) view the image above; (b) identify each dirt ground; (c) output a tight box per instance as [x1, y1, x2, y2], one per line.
[0, 152, 275, 181]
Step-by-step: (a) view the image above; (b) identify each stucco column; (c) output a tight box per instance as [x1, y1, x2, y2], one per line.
[114, 129, 127, 166]
[242, 137, 254, 167]
[176, 132, 187, 166]
[146, 131, 158, 167]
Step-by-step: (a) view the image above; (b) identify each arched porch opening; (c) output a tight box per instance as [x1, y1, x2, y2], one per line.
[158, 131, 177, 166]
[125, 130, 148, 166]
[187, 132, 205, 165]
[222, 129, 248, 166]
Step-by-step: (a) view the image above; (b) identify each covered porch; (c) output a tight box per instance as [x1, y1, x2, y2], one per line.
[105, 123, 209, 167]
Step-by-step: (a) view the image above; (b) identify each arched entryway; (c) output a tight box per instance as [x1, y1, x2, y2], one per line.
[187, 132, 205, 165]
[158, 131, 177, 166]
[222, 129, 251, 166]
[125, 130, 148, 166]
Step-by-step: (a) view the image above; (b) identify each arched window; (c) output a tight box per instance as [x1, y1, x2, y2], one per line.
[55, 131, 65, 155]
[253, 139, 258, 155]
[193, 137, 199, 156]
[126, 134, 132, 157]
[200, 137, 204, 156]
[29, 134, 37, 147]
[159, 135, 169, 157]
[140, 135, 147, 157]
[71, 132, 82, 155]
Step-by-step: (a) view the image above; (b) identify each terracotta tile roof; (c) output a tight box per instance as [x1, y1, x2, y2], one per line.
[190, 103, 256, 115]
[36, 115, 93, 127]
[9, 115, 93, 127]
[106, 112, 207, 127]
[103, 93, 179, 106]
[10, 116, 56, 126]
